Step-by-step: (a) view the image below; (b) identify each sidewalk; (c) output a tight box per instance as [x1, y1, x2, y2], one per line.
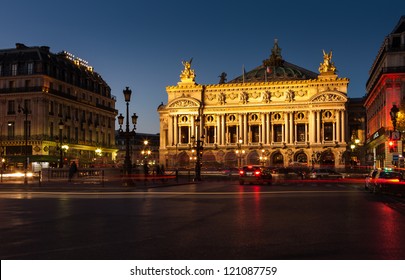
[0, 176, 190, 192]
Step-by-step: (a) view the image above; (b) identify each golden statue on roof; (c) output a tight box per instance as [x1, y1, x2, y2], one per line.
[179, 58, 196, 83]
[319, 50, 336, 74]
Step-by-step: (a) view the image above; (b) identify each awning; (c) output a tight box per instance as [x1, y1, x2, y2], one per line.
[5, 155, 59, 163]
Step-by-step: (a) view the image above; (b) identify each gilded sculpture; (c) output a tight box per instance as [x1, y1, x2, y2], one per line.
[318, 50, 336, 74]
[180, 58, 196, 83]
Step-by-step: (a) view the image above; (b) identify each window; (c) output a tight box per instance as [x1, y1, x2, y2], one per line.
[274, 124, 282, 142]
[180, 126, 189, 144]
[324, 123, 333, 141]
[50, 122, 54, 138]
[250, 125, 259, 143]
[49, 101, 54, 115]
[24, 99, 31, 114]
[274, 113, 281, 120]
[58, 104, 63, 117]
[228, 126, 237, 143]
[297, 124, 306, 142]
[12, 64, 18, 76]
[7, 122, 15, 139]
[7, 100, 15, 115]
[27, 62, 33, 74]
[207, 126, 215, 143]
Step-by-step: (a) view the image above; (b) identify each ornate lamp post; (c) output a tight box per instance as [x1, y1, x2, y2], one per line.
[117, 87, 138, 176]
[58, 120, 64, 168]
[260, 149, 268, 166]
[18, 104, 29, 184]
[190, 117, 204, 181]
[236, 138, 245, 168]
[142, 140, 151, 164]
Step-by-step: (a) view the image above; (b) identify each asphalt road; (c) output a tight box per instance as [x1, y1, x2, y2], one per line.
[1, 180, 405, 260]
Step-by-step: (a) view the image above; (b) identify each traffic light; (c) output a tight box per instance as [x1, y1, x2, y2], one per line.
[389, 140, 396, 153]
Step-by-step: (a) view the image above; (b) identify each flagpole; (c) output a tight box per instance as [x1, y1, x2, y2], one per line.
[242, 64, 245, 83]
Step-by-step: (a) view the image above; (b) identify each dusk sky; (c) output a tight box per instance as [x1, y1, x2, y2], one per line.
[2, 0, 404, 134]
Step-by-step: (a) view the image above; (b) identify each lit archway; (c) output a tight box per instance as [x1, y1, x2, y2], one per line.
[320, 149, 335, 168]
[271, 151, 284, 166]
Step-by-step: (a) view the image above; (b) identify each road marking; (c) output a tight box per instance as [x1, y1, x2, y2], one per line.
[0, 189, 360, 199]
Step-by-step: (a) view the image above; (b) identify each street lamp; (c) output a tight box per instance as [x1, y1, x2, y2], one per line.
[58, 120, 64, 168]
[236, 138, 245, 168]
[260, 149, 267, 165]
[190, 117, 204, 181]
[18, 104, 29, 184]
[118, 87, 138, 176]
[142, 140, 151, 164]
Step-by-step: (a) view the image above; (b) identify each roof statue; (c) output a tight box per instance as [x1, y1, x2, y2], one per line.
[318, 50, 337, 74]
[263, 39, 284, 67]
[218, 72, 227, 84]
[179, 58, 196, 84]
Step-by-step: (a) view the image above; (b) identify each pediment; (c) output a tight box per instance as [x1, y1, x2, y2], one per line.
[310, 91, 347, 103]
[167, 97, 200, 108]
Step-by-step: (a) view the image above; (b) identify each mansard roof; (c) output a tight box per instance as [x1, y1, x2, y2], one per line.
[392, 15, 405, 34]
[0, 43, 111, 95]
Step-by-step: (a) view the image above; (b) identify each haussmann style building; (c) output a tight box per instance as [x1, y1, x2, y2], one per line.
[157, 40, 350, 170]
[365, 16, 405, 169]
[0, 43, 118, 172]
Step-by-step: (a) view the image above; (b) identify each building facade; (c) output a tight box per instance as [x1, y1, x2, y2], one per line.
[158, 41, 350, 169]
[115, 132, 160, 168]
[365, 16, 405, 168]
[0, 43, 118, 171]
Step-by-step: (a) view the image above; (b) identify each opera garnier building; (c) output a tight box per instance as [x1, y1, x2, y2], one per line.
[158, 40, 349, 169]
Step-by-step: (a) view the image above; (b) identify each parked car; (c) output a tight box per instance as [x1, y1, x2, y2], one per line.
[309, 168, 343, 179]
[271, 167, 305, 181]
[372, 169, 404, 194]
[221, 167, 240, 176]
[239, 165, 272, 185]
[365, 169, 378, 191]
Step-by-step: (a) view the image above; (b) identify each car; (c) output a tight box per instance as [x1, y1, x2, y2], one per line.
[239, 165, 272, 185]
[271, 167, 305, 181]
[221, 167, 240, 176]
[371, 169, 404, 194]
[365, 169, 378, 191]
[309, 168, 343, 179]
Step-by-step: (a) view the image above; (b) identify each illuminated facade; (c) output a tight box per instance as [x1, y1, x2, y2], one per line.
[365, 16, 405, 168]
[0, 43, 118, 170]
[158, 41, 349, 169]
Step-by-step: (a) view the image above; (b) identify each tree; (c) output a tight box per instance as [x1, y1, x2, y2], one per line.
[395, 103, 405, 135]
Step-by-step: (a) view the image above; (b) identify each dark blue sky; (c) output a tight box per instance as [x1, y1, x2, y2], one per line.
[2, 0, 404, 133]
